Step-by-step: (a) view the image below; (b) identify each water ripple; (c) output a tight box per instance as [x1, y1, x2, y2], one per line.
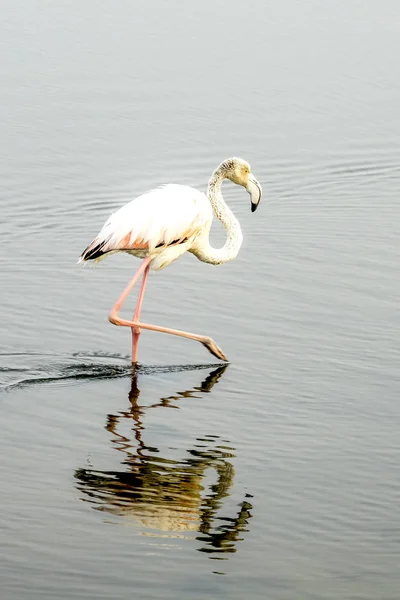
[0, 351, 225, 394]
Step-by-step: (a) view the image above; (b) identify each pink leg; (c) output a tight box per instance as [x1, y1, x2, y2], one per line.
[131, 262, 150, 363]
[108, 258, 227, 362]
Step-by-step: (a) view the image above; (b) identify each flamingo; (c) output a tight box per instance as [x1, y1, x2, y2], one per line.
[79, 157, 262, 363]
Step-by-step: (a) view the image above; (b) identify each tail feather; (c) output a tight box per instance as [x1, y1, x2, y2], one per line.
[79, 236, 112, 262]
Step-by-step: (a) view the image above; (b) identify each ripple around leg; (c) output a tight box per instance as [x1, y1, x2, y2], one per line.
[0, 350, 227, 393]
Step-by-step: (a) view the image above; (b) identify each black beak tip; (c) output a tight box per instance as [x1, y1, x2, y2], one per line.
[251, 202, 258, 213]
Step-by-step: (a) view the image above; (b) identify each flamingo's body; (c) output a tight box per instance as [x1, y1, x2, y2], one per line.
[80, 184, 213, 271]
[79, 157, 262, 363]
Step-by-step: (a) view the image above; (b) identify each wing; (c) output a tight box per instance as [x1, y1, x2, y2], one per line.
[80, 184, 213, 261]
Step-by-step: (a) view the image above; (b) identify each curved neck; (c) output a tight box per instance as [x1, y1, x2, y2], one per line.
[192, 169, 243, 265]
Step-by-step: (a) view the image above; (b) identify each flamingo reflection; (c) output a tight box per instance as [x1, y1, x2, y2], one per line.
[75, 365, 253, 558]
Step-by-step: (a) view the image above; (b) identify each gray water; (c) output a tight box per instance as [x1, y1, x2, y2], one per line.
[1, 1, 400, 598]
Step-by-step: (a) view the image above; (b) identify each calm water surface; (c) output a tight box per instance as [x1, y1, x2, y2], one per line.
[1, 0, 400, 598]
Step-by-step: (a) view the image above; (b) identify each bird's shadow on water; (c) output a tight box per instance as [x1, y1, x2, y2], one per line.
[74, 361, 254, 566]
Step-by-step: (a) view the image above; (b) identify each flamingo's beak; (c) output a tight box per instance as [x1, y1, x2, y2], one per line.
[246, 174, 262, 212]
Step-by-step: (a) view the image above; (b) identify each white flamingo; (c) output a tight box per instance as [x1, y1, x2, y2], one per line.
[79, 157, 262, 363]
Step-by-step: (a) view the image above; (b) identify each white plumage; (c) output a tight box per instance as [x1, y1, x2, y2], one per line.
[80, 184, 214, 271]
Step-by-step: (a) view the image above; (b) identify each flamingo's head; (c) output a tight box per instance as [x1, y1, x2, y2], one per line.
[217, 157, 262, 212]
